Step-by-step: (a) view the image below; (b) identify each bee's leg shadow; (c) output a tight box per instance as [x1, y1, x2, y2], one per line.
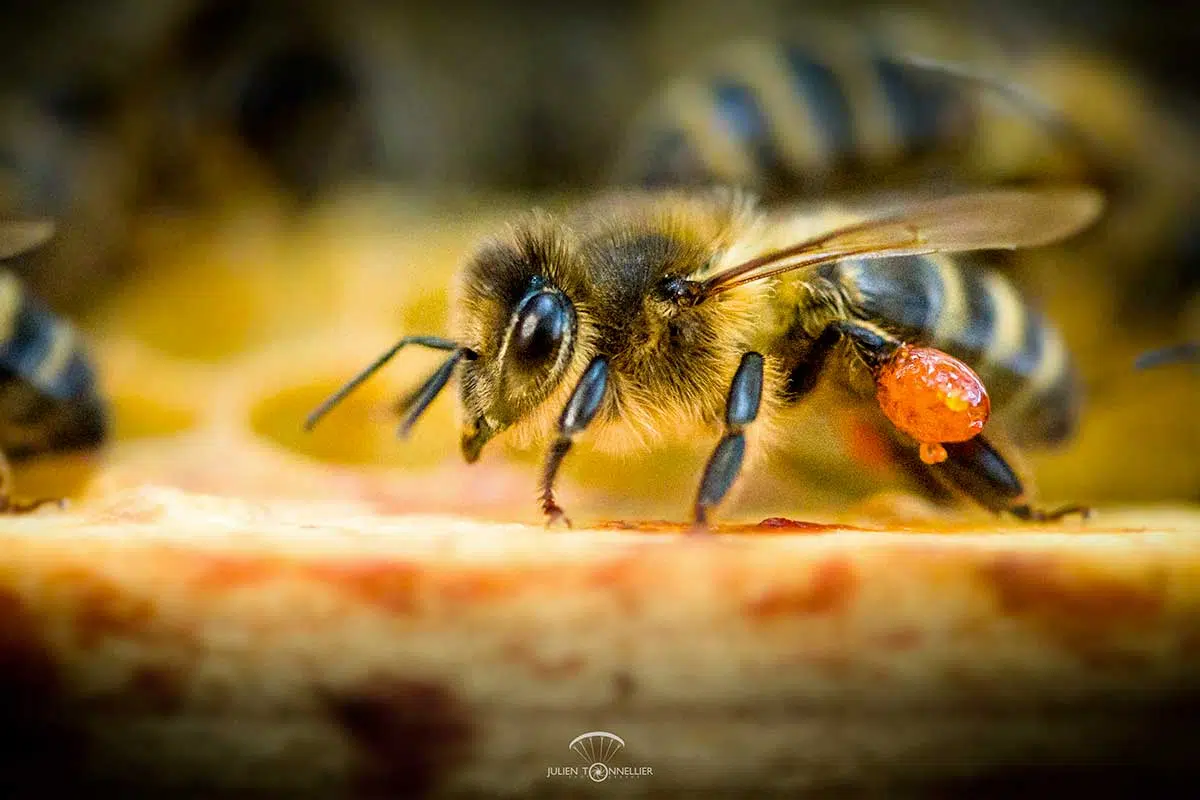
[691, 352, 765, 532]
[538, 357, 610, 528]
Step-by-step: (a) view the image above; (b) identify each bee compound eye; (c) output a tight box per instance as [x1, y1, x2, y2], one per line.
[510, 290, 570, 370]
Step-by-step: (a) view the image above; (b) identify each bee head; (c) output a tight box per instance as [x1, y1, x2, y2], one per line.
[454, 219, 586, 462]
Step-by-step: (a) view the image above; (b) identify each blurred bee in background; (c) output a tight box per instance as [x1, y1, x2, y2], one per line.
[0, 220, 107, 512]
[0, 89, 148, 314]
[307, 186, 1102, 527]
[134, 0, 555, 208]
[0, 0, 180, 314]
[134, 0, 381, 208]
[609, 8, 1200, 335]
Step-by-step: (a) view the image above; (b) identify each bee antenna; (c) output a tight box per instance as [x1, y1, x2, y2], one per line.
[303, 335, 462, 431]
[395, 348, 473, 439]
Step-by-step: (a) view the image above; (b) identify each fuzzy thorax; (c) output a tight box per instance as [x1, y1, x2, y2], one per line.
[448, 189, 787, 462]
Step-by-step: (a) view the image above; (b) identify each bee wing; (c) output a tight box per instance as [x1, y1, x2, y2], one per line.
[699, 187, 1104, 296]
[0, 220, 55, 260]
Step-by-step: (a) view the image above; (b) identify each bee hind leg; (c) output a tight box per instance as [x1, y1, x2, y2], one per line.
[801, 322, 1087, 524]
[691, 352, 764, 533]
[537, 357, 610, 528]
[1007, 503, 1092, 522]
[930, 436, 1090, 523]
[0, 450, 67, 515]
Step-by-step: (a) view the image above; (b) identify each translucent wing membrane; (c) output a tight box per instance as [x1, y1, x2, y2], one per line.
[699, 188, 1104, 297]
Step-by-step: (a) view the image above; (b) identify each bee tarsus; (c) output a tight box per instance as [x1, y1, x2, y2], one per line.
[1008, 503, 1093, 523]
[931, 437, 1091, 523]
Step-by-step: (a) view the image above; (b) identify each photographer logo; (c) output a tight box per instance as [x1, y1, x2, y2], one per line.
[545, 731, 654, 782]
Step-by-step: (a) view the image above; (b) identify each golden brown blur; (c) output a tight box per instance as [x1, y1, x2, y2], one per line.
[2, 0, 1192, 518]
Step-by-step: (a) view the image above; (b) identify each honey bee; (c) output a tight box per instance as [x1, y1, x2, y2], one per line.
[0, 220, 108, 512]
[610, 19, 1111, 200]
[307, 186, 1102, 528]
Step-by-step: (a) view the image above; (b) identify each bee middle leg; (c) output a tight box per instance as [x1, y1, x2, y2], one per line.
[692, 352, 765, 531]
[538, 357, 610, 528]
[786, 321, 900, 399]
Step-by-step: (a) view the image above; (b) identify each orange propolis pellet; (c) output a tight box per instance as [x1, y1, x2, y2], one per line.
[875, 345, 990, 464]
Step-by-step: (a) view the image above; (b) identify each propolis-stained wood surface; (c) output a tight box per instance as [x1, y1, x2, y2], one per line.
[1, 190, 1197, 796]
[1, 486, 1199, 797]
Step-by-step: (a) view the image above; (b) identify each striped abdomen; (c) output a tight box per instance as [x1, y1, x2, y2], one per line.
[615, 35, 977, 197]
[0, 270, 106, 459]
[821, 255, 1078, 447]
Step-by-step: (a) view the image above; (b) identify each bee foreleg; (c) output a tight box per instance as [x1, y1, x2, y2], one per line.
[692, 352, 764, 532]
[538, 357, 609, 528]
[932, 436, 1091, 522]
